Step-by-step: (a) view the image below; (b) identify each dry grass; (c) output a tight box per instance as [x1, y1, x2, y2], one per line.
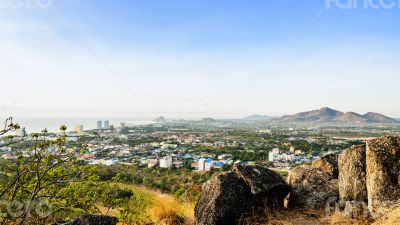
[372, 204, 400, 225]
[320, 213, 371, 225]
[148, 198, 187, 225]
[115, 183, 194, 225]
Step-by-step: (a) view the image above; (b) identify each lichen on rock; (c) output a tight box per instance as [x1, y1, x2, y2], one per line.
[286, 165, 339, 209]
[312, 153, 339, 179]
[338, 145, 367, 202]
[366, 136, 400, 212]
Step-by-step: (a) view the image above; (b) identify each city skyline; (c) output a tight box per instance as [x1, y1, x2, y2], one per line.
[1, 0, 400, 118]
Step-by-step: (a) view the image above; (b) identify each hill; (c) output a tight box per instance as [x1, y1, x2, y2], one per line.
[153, 116, 167, 123]
[243, 115, 272, 121]
[199, 118, 218, 123]
[277, 107, 397, 124]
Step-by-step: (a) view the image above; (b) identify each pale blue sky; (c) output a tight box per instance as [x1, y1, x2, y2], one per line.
[1, 0, 400, 118]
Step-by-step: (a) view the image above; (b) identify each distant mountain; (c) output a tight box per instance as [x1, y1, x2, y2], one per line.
[200, 118, 218, 123]
[153, 116, 166, 123]
[279, 107, 343, 123]
[277, 107, 398, 124]
[337, 112, 367, 123]
[243, 115, 272, 121]
[363, 112, 398, 123]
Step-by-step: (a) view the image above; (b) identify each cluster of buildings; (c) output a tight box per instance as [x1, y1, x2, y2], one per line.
[139, 153, 235, 172]
[268, 147, 303, 162]
[1, 122, 354, 173]
[97, 120, 110, 130]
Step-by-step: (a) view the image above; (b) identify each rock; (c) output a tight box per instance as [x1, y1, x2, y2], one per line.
[312, 153, 339, 179]
[233, 164, 288, 195]
[194, 165, 291, 225]
[194, 172, 257, 225]
[338, 145, 367, 202]
[233, 164, 291, 209]
[366, 136, 400, 212]
[287, 165, 339, 209]
[65, 215, 118, 225]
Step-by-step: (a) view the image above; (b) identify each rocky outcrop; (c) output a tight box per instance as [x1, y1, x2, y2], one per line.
[366, 136, 400, 212]
[233, 164, 291, 209]
[338, 145, 367, 202]
[286, 165, 338, 209]
[312, 153, 339, 179]
[194, 172, 256, 225]
[194, 165, 290, 225]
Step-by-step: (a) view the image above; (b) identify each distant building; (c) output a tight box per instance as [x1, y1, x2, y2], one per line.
[2, 154, 15, 160]
[198, 158, 206, 171]
[74, 125, 83, 134]
[15, 127, 26, 137]
[0, 146, 11, 152]
[204, 158, 213, 171]
[218, 154, 232, 161]
[268, 152, 276, 162]
[290, 146, 295, 154]
[160, 156, 173, 168]
[269, 148, 280, 162]
[147, 159, 158, 168]
[120, 123, 126, 128]
[97, 121, 102, 129]
[104, 120, 110, 129]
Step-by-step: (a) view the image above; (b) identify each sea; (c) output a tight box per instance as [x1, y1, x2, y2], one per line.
[0, 117, 154, 133]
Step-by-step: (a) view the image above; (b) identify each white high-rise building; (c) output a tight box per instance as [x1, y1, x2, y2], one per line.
[159, 156, 173, 168]
[104, 120, 110, 129]
[204, 158, 213, 171]
[97, 121, 102, 129]
[198, 158, 206, 171]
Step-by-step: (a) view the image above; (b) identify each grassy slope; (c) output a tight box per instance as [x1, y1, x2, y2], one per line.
[106, 183, 194, 225]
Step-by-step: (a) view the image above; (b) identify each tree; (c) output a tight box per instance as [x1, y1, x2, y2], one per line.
[0, 124, 99, 225]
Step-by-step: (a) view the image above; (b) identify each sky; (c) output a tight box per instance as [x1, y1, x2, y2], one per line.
[1, 0, 400, 119]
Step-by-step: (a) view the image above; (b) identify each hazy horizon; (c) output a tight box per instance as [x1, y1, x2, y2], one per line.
[1, 0, 400, 118]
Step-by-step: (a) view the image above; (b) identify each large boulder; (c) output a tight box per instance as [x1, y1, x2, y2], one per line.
[312, 153, 339, 179]
[233, 164, 291, 209]
[338, 145, 367, 202]
[366, 136, 400, 212]
[194, 172, 256, 225]
[287, 165, 339, 209]
[194, 165, 290, 225]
